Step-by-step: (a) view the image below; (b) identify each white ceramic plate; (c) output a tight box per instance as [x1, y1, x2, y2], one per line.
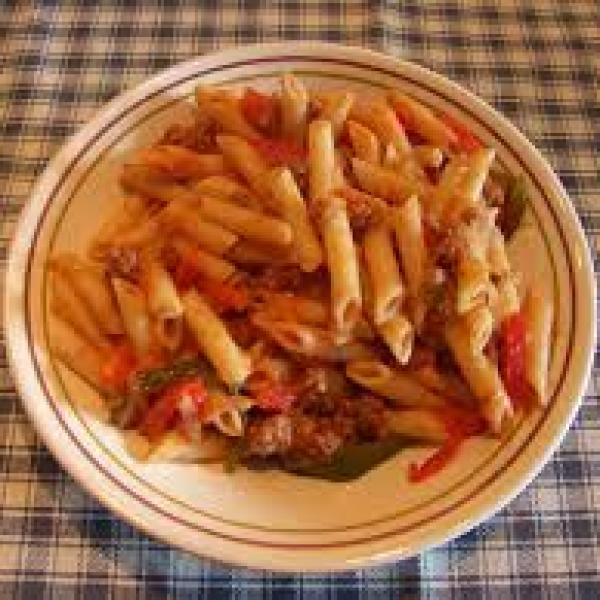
[4, 43, 595, 572]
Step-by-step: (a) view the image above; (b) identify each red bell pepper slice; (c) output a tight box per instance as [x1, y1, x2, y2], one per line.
[499, 312, 531, 410]
[408, 406, 487, 483]
[100, 342, 137, 393]
[439, 112, 483, 152]
[198, 278, 250, 313]
[250, 137, 307, 169]
[241, 88, 277, 131]
[139, 377, 207, 442]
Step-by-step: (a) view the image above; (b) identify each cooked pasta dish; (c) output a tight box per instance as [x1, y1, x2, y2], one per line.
[49, 75, 553, 482]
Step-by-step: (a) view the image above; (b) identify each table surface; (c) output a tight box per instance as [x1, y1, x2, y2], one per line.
[1, 1, 598, 598]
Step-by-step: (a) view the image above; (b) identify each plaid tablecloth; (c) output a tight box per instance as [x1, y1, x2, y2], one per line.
[1, 1, 598, 598]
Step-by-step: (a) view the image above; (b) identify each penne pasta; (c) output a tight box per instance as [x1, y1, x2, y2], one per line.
[346, 360, 446, 408]
[142, 260, 183, 351]
[121, 164, 197, 204]
[317, 90, 355, 139]
[385, 409, 448, 443]
[182, 289, 251, 389]
[388, 90, 458, 149]
[349, 98, 411, 155]
[227, 239, 295, 266]
[198, 196, 293, 247]
[50, 254, 123, 336]
[51, 269, 110, 352]
[216, 135, 270, 198]
[445, 316, 512, 433]
[491, 274, 521, 324]
[162, 202, 238, 255]
[351, 158, 423, 202]
[193, 175, 263, 211]
[392, 195, 427, 300]
[413, 145, 445, 170]
[522, 285, 553, 405]
[269, 166, 323, 271]
[133, 145, 227, 180]
[199, 98, 260, 140]
[252, 314, 373, 362]
[378, 314, 414, 365]
[319, 196, 362, 334]
[456, 256, 491, 314]
[172, 238, 236, 282]
[49, 76, 546, 480]
[280, 73, 309, 143]
[111, 277, 153, 357]
[308, 119, 336, 201]
[434, 148, 495, 223]
[346, 120, 380, 164]
[362, 224, 404, 324]
[254, 290, 329, 326]
[50, 317, 109, 397]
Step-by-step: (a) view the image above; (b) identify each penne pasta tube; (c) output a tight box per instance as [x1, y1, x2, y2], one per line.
[227, 239, 295, 266]
[462, 305, 493, 354]
[200, 98, 260, 140]
[456, 256, 491, 314]
[385, 409, 448, 444]
[195, 84, 239, 104]
[346, 120, 380, 164]
[435, 149, 495, 223]
[142, 260, 183, 351]
[142, 260, 183, 320]
[362, 225, 404, 324]
[252, 315, 373, 362]
[162, 202, 238, 255]
[50, 317, 109, 397]
[89, 195, 148, 258]
[50, 254, 123, 336]
[198, 196, 293, 247]
[522, 285, 553, 405]
[320, 196, 362, 333]
[110, 213, 161, 248]
[308, 119, 336, 201]
[445, 317, 512, 433]
[133, 145, 227, 180]
[392, 195, 427, 299]
[346, 360, 446, 408]
[491, 274, 521, 324]
[120, 164, 197, 204]
[140, 430, 230, 463]
[388, 90, 458, 149]
[351, 158, 422, 202]
[280, 73, 309, 143]
[254, 290, 329, 325]
[413, 145, 445, 169]
[349, 98, 411, 155]
[51, 270, 110, 352]
[193, 175, 262, 211]
[182, 289, 251, 389]
[172, 238, 236, 282]
[269, 167, 322, 271]
[378, 314, 414, 365]
[318, 91, 354, 138]
[216, 135, 269, 198]
[111, 278, 153, 357]
[202, 393, 247, 437]
[487, 226, 511, 275]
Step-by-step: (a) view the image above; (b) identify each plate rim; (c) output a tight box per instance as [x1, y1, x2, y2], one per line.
[4, 41, 596, 572]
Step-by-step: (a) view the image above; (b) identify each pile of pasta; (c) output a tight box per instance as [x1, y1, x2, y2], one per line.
[49, 74, 553, 474]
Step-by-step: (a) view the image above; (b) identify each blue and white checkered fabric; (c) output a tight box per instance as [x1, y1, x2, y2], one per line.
[1, 2, 598, 598]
